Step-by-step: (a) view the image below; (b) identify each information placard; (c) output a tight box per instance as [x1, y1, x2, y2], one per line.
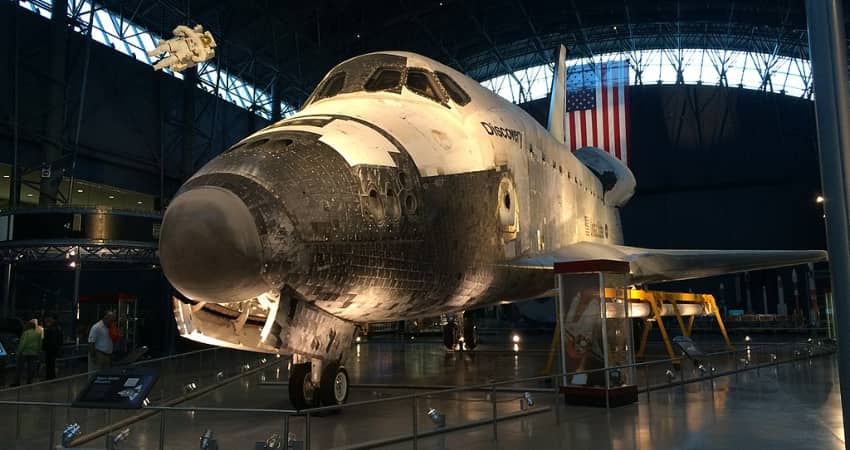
[72, 367, 158, 409]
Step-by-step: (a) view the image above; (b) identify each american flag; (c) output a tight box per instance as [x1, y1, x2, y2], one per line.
[565, 60, 631, 165]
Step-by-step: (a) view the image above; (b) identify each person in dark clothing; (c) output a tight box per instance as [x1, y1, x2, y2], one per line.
[42, 317, 63, 380]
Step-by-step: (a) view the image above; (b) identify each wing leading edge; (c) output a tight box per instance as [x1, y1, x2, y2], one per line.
[504, 241, 828, 284]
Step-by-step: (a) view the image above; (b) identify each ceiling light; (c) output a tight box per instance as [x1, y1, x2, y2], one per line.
[69, 261, 76, 268]
[26, 193, 33, 197]
[816, 195, 825, 204]
[2, 175, 9, 179]
[137, 201, 143, 205]
[77, 189, 83, 193]
[108, 195, 115, 199]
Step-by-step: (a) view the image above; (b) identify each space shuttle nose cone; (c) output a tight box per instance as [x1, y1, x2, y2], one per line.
[160, 187, 268, 303]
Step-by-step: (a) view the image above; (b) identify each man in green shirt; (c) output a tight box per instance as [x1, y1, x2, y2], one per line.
[13, 321, 42, 386]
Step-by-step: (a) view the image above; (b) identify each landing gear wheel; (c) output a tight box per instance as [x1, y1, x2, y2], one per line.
[288, 362, 317, 410]
[319, 362, 349, 407]
[463, 317, 479, 350]
[442, 322, 458, 350]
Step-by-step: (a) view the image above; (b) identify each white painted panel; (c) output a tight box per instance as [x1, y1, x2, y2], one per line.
[318, 119, 399, 167]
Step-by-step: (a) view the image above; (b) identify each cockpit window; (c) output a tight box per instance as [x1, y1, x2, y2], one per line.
[316, 72, 346, 100]
[365, 68, 402, 91]
[435, 71, 470, 106]
[405, 69, 443, 103]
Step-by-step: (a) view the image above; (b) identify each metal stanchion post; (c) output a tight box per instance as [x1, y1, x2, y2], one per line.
[48, 407, 55, 449]
[158, 410, 167, 450]
[552, 375, 561, 425]
[15, 387, 21, 439]
[66, 382, 72, 423]
[282, 415, 290, 449]
[305, 413, 311, 450]
[104, 409, 112, 448]
[491, 385, 497, 441]
[412, 396, 418, 450]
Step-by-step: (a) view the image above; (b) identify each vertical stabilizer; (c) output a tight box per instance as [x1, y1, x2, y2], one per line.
[547, 45, 567, 143]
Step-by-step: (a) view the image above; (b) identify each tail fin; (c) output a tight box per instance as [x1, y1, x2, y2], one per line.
[547, 45, 567, 144]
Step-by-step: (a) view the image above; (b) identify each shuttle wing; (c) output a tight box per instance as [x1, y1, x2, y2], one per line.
[504, 241, 827, 284]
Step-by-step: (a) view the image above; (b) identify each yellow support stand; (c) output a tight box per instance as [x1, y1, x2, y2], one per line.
[646, 293, 677, 361]
[608, 288, 735, 360]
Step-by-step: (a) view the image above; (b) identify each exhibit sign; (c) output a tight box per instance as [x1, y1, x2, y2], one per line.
[72, 367, 158, 409]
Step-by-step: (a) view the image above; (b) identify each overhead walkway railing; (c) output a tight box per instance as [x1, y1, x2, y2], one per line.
[0, 208, 161, 266]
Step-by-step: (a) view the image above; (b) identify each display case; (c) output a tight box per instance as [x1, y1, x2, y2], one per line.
[555, 260, 637, 407]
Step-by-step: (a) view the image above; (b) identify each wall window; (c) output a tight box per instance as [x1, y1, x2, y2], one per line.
[13, 0, 297, 119]
[481, 48, 815, 104]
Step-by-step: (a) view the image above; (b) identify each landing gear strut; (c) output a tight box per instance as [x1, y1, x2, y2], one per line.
[442, 312, 478, 351]
[288, 359, 350, 410]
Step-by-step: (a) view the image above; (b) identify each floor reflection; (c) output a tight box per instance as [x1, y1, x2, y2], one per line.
[0, 335, 844, 450]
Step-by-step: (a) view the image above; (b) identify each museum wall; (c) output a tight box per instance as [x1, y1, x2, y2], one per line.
[0, 4, 267, 200]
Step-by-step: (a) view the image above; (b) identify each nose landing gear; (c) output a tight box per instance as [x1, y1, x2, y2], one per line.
[288, 359, 350, 410]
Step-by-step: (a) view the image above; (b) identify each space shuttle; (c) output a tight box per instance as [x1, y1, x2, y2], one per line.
[159, 46, 826, 408]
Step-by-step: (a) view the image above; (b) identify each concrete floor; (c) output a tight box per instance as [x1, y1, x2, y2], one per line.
[0, 335, 843, 449]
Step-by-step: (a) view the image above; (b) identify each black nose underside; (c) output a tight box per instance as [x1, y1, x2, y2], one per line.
[159, 187, 268, 303]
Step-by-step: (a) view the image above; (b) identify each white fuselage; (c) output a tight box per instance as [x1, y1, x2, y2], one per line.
[162, 51, 622, 324]
[239, 52, 622, 320]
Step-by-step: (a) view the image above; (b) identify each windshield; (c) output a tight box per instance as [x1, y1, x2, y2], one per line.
[304, 54, 472, 108]
[365, 68, 403, 91]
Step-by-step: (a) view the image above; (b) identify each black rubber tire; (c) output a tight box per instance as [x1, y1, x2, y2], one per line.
[319, 362, 350, 406]
[288, 362, 316, 410]
[442, 322, 458, 350]
[462, 317, 479, 350]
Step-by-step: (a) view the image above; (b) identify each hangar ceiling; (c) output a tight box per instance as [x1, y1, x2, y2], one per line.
[108, 0, 836, 108]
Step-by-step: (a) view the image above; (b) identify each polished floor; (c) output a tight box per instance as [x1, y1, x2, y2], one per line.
[0, 335, 843, 449]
